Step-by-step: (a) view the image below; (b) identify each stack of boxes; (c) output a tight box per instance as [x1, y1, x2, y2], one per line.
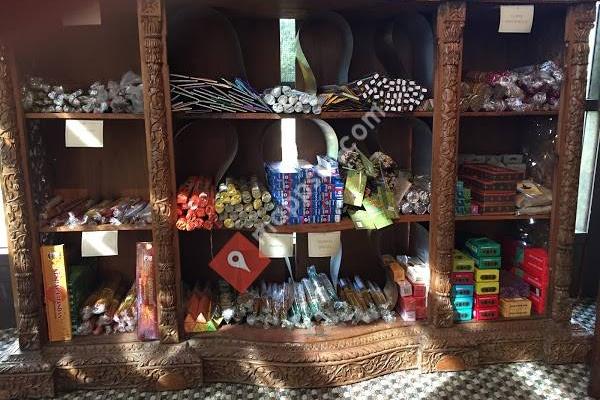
[451, 250, 475, 321]
[522, 248, 549, 315]
[265, 156, 344, 225]
[390, 255, 429, 321]
[455, 181, 472, 216]
[466, 238, 501, 321]
[460, 164, 524, 215]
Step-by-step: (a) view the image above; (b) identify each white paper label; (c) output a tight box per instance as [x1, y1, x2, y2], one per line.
[308, 231, 341, 258]
[81, 231, 118, 257]
[62, 0, 102, 26]
[65, 120, 104, 148]
[259, 233, 294, 258]
[499, 5, 534, 33]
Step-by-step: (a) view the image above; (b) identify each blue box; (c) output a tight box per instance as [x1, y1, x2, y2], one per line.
[454, 306, 473, 322]
[451, 295, 473, 310]
[451, 284, 474, 298]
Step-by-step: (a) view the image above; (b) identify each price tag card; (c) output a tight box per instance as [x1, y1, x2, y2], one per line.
[499, 5, 534, 33]
[259, 233, 294, 258]
[308, 231, 341, 258]
[65, 120, 104, 148]
[81, 231, 118, 257]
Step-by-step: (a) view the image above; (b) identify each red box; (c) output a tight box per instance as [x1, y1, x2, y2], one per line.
[529, 293, 546, 314]
[523, 248, 549, 282]
[416, 306, 427, 320]
[415, 296, 426, 308]
[523, 273, 548, 298]
[400, 296, 417, 312]
[451, 272, 474, 285]
[471, 189, 515, 203]
[461, 163, 524, 182]
[462, 175, 516, 192]
[473, 306, 499, 321]
[474, 294, 499, 308]
[408, 277, 426, 298]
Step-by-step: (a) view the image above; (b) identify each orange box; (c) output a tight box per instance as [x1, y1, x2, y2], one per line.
[40, 245, 72, 342]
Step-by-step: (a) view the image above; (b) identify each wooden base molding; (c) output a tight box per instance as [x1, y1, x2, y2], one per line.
[0, 319, 591, 397]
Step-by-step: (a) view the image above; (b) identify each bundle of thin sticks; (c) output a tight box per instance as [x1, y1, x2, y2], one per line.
[261, 86, 321, 114]
[176, 176, 220, 231]
[320, 73, 429, 112]
[170, 74, 271, 113]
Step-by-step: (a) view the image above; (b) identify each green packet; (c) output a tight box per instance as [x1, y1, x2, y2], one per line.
[344, 169, 367, 207]
[362, 197, 393, 229]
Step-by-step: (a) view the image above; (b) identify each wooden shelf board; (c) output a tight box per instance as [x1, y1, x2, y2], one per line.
[455, 314, 547, 325]
[39, 223, 152, 233]
[46, 332, 142, 346]
[267, 215, 430, 233]
[189, 319, 422, 343]
[455, 213, 551, 221]
[174, 111, 433, 120]
[460, 111, 558, 117]
[25, 112, 144, 120]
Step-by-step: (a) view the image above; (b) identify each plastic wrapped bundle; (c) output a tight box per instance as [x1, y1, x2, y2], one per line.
[290, 280, 312, 328]
[338, 278, 372, 324]
[352, 276, 381, 322]
[366, 280, 396, 322]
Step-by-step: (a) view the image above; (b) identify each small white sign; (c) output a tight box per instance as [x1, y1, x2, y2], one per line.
[499, 5, 534, 33]
[308, 231, 341, 258]
[81, 231, 118, 257]
[62, 0, 102, 26]
[65, 120, 104, 148]
[259, 233, 294, 258]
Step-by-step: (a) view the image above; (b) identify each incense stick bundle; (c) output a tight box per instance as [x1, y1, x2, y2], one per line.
[175, 176, 219, 231]
[261, 86, 322, 114]
[170, 74, 271, 114]
[215, 177, 274, 230]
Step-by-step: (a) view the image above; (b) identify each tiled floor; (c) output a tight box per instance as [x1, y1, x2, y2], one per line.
[0, 300, 596, 400]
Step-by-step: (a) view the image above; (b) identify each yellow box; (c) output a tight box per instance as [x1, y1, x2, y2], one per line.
[475, 281, 499, 295]
[500, 297, 532, 318]
[40, 244, 72, 342]
[453, 250, 475, 272]
[474, 267, 499, 282]
[383, 255, 406, 283]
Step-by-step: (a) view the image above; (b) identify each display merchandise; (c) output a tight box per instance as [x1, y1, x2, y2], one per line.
[40, 196, 151, 228]
[215, 177, 275, 229]
[266, 156, 344, 225]
[461, 61, 563, 112]
[176, 176, 218, 231]
[170, 74, 271, 113]
[320, 73, 429, 112]
[40, 244, 72, 341]
[76, 273, 137, 336]
[184, 266, 395, 331]
[392, 255, 429, 322]
[22, 71, 143, 113]
[262, 86, 321, 114]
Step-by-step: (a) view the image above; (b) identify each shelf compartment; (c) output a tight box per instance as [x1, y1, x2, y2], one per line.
[25, 113, 144, 120]
[45, 332, 142, 346]
[455, 214, 551, 222]
[174, 111, 433, 120]
[39, 224, 152, 233]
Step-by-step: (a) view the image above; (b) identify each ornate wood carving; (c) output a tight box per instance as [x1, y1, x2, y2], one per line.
[137, 0, 180, 343]
[429, 1, 465, 328]
[551, 3, 595, 324]
[0, 43, 42, 351]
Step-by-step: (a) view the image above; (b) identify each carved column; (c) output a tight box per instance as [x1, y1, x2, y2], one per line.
[137, 0, 181, 343]
[429, 1, 465, 328]
[0, 43, 42, 350]
[550, 4, 595, 324]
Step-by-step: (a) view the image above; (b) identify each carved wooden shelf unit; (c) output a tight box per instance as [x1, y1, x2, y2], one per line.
[0, 0, 596, 398]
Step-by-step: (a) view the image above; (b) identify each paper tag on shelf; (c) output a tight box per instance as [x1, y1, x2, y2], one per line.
[498, 5, 534, 33]
[308, 231, 341, 258]
[259, 233, 294, 258]
[65, 120, 104, 148]
[62, 0, 102, 26]
[81, 231, 118, 257]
